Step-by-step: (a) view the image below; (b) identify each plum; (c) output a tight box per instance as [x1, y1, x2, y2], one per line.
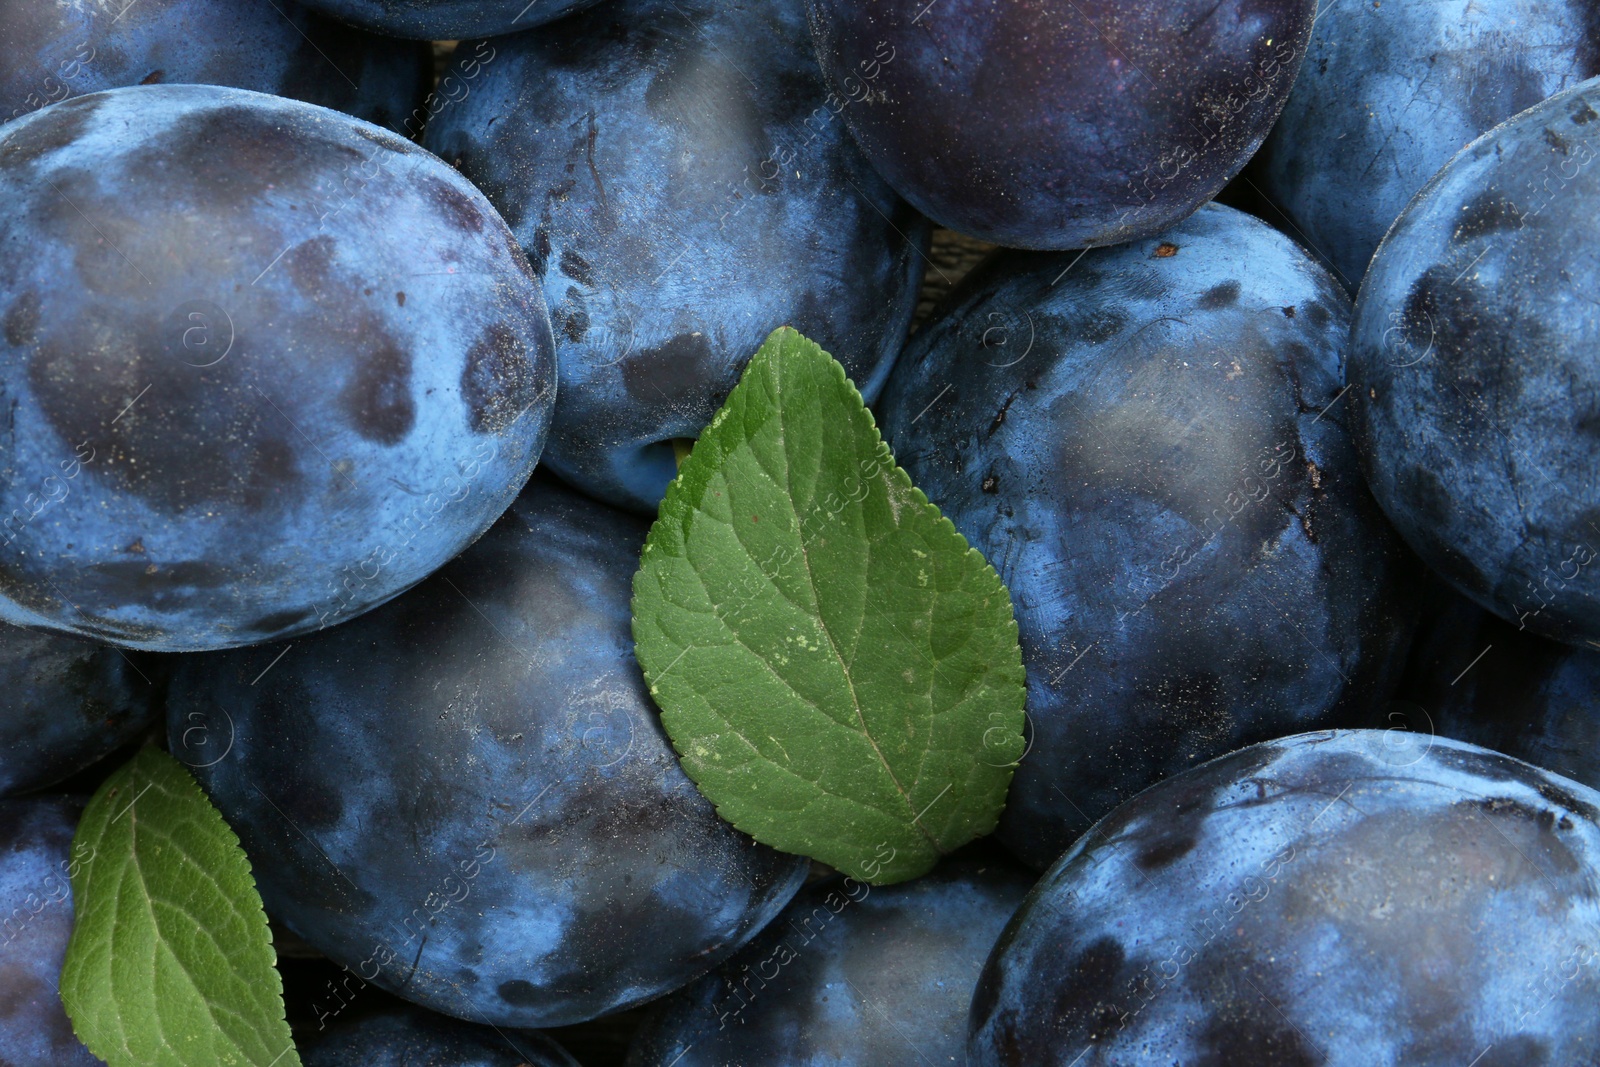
[302, 1005, 577, 1067]
[290, 0, 608, 40]
[970, 729, 1600, 1065]
[0, 623, 156, 797]
[1259, 0, 1599, 288]
[878, 204, 1418, 870]
[0, 0, 430, 133]
[423, 0, 928, 513]
[805, 0, 1315, 250]
[628, 854, 1032, 1067]
[167, 474, 808, 1028]
[0, 796, 98, 1066]
[0, 85, 555, 652]
[1350, 77, 1600, 648]
[1392, 576, 1600, 794]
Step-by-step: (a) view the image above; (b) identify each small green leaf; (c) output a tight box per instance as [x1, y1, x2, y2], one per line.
[60, 747, 300, 1067]
[633, 327, 1026, 884]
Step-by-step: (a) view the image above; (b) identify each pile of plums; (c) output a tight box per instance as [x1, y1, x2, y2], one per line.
[1, 0, 1598, 1063]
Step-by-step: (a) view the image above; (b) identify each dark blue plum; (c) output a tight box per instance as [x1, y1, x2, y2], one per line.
[1260, 0, 1599, 288]
[291, 0, 608, 39]
[1349, 77, 1600, 648]
[1391, 576, 1600, 793]
[0, 0, 429, 133]
[423, 0, 928, 513]
[805, 0, 1314, 249]
[970, 730, 1600, 1065]
[167, 474, 808, 1028]
[302, 1006, 577, 1067]
[628, 855, 1032, 1067]
[0, 796, 98, 1066]
[0, 85, 555, 652]
[879, 204, 1418, 870]
[0, 623, 155, 796]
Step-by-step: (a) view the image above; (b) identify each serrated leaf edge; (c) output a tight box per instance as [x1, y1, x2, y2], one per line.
[632, 327, 1026, 884]
[60, 747, 298, 1067]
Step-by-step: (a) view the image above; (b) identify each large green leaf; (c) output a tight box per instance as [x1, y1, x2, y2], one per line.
[633, 327, 1026, 884]
[60, 747, 300, 1067]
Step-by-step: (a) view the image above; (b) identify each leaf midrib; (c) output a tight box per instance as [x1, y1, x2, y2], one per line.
[128, 783, 226, 1063]
[770, 358, 938, 855]
[121, 777, 271, 1066]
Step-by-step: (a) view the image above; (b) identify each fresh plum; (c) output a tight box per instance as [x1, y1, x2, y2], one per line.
[0, 624, 155, 796]
[1393, 576, 1600, 794]
[0, 0, 430, 133]
[628, 855, 1032, 1067]
[806, 0, 1315, 248]
[970, 730, 1600, 1065]
[879, 204, 1417, 869]
[424, 0, 928, 512]
[290, 0, 609, 40]
[302, 1005, 577, 1067]
[1259, 0, 1599, 287]
[0, 797, 98, 1066]
[1350, 76, 1600, 647]
[0, 85, 555, 651]
[167, 475, 808, 1028]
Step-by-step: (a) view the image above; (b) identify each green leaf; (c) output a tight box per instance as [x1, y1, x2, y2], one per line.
[632, 327, 1026, 884]
[60, 747, 300, 1067]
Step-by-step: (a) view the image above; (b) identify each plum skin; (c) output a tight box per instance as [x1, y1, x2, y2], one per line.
[879, 203, 1417, 870]
[0, 0, 430, 134]
[0, 623, 157, 797]
[290, 0, 610, 40]
[0, 85, 555, 652]
[1258, 0, 1599, 288]
[1349, 77, 1600, 648]
[969, 730, 1600, 1065]
[805, 0, 1315, 249]
[627, 855, 1033, 1067]
[301, 1006, 578, 1067]
[0, 796, 99, 1067]
[423, 0, 928, 513]
[167, 475, 808, 1029]
[1391, 576, 1600, 795]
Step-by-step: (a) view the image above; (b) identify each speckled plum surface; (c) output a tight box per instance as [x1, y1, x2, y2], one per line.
[970, 730, 1600, 1066]
[168, 476, 808, 1028]
[1260, 0, 1599, 288]
[0, 85, 555, 651]
[880, 204, 1417, 869]
[1350, 77, 1600, 647]
[0, 0, 430, 133]
[424, 0, 928, 512]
